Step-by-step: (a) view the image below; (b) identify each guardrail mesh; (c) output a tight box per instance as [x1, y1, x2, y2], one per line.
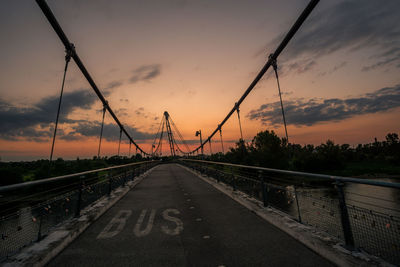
[181, 160, 400, 265]
[0, 162, 156, 261]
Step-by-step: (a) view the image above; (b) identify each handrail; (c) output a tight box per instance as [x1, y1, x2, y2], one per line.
[0, 160, 156, 193]
[181, 159, 400, 189]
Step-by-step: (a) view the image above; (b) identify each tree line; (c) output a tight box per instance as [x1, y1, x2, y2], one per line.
[0, 154, 146, 186]
[1, 131, 399, 186]
[207, 131, 400, 177]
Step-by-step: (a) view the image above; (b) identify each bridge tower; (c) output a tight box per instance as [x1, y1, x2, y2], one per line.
[164, 111, 176, 156]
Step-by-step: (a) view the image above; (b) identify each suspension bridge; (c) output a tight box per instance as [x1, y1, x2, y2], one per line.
[1, 0, 400, 266]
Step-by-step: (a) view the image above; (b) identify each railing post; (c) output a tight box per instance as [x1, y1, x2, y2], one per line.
[259, 171, 268, 207]
[335, 181, 355, 249]
[231, 166, 236, 191]
[293, 185, 302, 223]
[37, 212, 43, 241]
[75, 175, 84, 217]
[108, 173, 112, 196]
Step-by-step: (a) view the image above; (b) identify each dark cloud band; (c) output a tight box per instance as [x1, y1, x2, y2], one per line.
[130, 64, 162, 84]
[247, 84, 400, 127]
[259, 0, 400, 75]
[0, 90, 154, 142]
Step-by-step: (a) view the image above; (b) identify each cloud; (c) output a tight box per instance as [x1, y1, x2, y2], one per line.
[286, 60, 317, 74]
[0, 89, 97, 141]
[318, 61, 347, 77]
[104, 80, 123, 91]
[0, 89, 156, 143]
[115, 108, 129, 117]
[273, 91, 293, 98]
[134, 107, 154, 119]
[247, 84, 400, 127]
[259, 0, 400, 73]
[362, 54, 400, 72]
[129, 64, 162, 83]
[64, 122, 154, 141]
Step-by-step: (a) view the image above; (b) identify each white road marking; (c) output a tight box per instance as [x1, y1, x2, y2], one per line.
[203, 235, 210, 239]
[97, 210, 132, 239]
[161, 209, 183, 235]
[134, 209, 156, 237]
[189, 206, 195, 209]
[196, 218, 202, 221]
[186, 199, 191, 202]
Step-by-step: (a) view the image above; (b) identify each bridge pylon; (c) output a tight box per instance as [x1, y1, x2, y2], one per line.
[164, 111, 176, 157]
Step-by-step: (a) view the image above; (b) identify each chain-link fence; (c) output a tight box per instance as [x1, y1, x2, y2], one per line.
[0, 161, 158, 261]
[181, 159, 400, 265]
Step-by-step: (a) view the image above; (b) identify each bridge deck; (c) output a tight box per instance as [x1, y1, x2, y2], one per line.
[49, 164, 333, 266]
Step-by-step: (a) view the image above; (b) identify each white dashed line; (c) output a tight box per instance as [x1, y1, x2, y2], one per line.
[203, 235, 210, 239]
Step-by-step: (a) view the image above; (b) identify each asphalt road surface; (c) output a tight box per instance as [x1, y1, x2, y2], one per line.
[48, 164, 334, 266]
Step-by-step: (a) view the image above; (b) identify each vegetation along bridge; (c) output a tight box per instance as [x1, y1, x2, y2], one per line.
[1, 0, 399, 266]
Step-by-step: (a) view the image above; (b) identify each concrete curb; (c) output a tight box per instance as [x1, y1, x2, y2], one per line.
[3, 165, 160, 267]
[178, 164, 388, 267]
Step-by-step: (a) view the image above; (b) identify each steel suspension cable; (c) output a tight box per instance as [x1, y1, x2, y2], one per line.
[209, 139, 212, 155]
[170, 129, 191, 156]
[219, 128, 224, 153]
[173, 137, 188, 155]
[162, 115, 190, 155]
[159, 138, 162, 156]
[97, 104, 106, 158]
[171, 136, 189, 155]
[36, 0, 150, 156]
[49, 49, 72, 162]
[271, 56, 289, 143]
[117, 129, 122, 156]
[129, 141, 131, 157]
[153, 120, 165, 155]
[151, 116, 164, 151]
[169, 117, 191, 153]
[236, 105, 244, 141]
[186, 0, 319, 154]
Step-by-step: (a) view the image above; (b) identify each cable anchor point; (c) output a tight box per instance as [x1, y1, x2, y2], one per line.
[269, 53, 277, 71]
[65, 43, 75, 63]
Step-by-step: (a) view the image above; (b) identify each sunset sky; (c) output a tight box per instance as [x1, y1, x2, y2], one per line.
[0, 0, 399, 161]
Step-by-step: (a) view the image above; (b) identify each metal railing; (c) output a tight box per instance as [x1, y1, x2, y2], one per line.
[180, 159, 400, 265]
[0, 160, 159, 261]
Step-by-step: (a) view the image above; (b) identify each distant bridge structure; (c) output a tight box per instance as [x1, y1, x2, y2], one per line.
[1, 0, 400, 266]
[36, 0, 316, 160]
